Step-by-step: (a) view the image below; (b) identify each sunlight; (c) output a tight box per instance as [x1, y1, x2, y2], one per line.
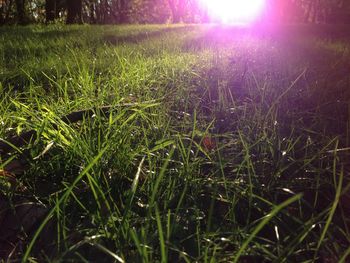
[199, 0, 266, 24]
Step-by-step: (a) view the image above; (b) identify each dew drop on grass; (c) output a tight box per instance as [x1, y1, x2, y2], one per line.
[274, 226, 280, 241]
[137, 200, 148, 208]
[282, 188, 295, 194]
[146, 170, 155, 175]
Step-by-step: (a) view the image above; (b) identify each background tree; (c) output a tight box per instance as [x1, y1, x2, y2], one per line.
[117, 0, 129, 23]
[15, 0, 25, 24]
[66, 0, 82, 24]
[86, 0, 96, 23]
[130, 0, 171, 23]
[45, 0, 56, 22]
[2, 0, 350, 25]
[0, 0, 14, 24]
[168, 0, 186, 22]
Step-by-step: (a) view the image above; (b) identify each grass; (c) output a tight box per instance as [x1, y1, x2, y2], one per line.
[0, 23, 349, 262]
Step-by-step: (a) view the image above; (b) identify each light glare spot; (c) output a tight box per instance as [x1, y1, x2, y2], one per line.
[199, 0, 266, 24]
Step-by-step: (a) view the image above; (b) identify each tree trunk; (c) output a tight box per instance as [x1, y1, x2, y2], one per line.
[168, 0, 179, 23]
[66, 0, 82, 24]
[119, 0, 128, 23]
[89, 0, 96, 24]
[15, 0, 25, 24]
[169, 0, 186, 23]
[45, 0, 56, 22]
[4, 0, 13, 23]
[0, 4, 4, 25]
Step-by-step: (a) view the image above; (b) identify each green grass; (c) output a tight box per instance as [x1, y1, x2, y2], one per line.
[0, 24, 349, 262]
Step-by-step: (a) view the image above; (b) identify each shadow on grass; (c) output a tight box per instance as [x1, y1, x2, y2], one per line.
[101, 26, 194, 45]
[182, 24, 350, 138]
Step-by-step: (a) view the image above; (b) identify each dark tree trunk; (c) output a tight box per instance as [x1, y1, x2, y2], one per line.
[119, 0, 128, 23]
[45, 0, 56, 22]
[4, 0, 13, 23]
[0, 5, 4, 25]
[102, 0, 109, 23]
[66, 0, 82, 24]
[89, 0, 96, 24]
[15, 0, 25, 24]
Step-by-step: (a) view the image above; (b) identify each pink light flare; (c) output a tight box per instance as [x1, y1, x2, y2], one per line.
[199, 0, 266, 24]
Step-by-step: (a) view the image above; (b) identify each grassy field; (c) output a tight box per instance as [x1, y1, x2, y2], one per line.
[0, 24, 350, 262]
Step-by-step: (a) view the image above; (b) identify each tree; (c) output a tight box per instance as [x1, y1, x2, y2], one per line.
[112, 0, 129, 23]
[66, 0, 82, 24]
[3, 0, 349, 25]
[0, 0, 14, 24]
[87, 0, 96, 23]
[168, 0, 186, 23]
[15, 0, 25, 24]
[45, 0, 56, 22]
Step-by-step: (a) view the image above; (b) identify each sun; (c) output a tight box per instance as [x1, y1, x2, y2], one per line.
[199, 0, 266, 24]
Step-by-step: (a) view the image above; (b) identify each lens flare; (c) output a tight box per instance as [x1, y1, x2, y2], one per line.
[199, 0, 266, 24]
